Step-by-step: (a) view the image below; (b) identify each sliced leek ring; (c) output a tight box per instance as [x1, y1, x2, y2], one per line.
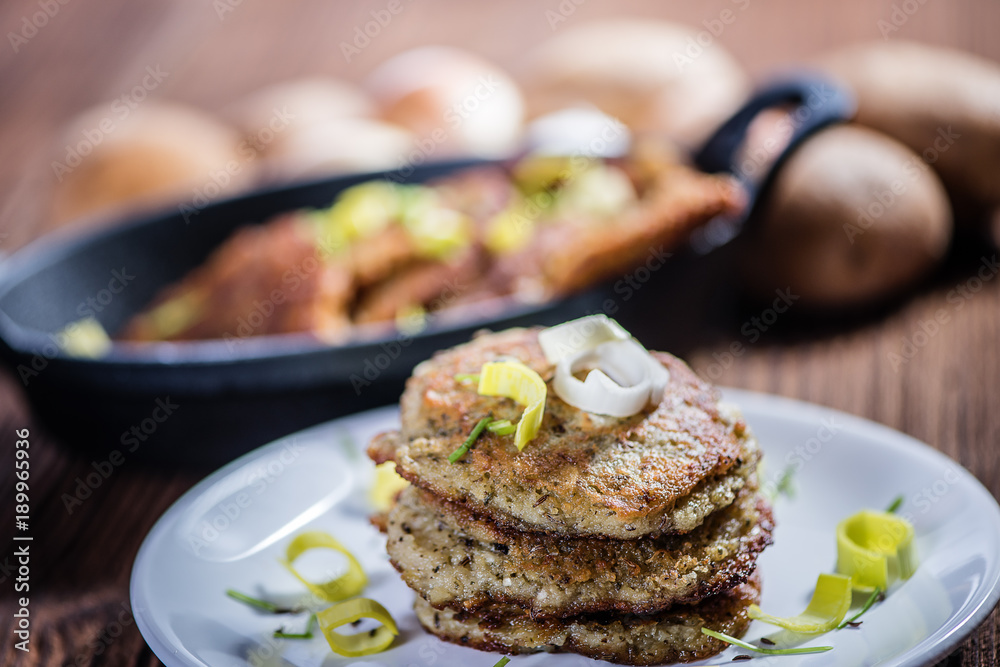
[317, 597, 398, 657]
[554, 341, 651, 417]
[279, 531, 367, 602]
[477, 361, 546, 451]
[837, 510, 917, 591]
[537, 314, 631, 364]
[539, 315, 669, 415]
[748, 572, 853, 633]
[554, 339, 668, 418]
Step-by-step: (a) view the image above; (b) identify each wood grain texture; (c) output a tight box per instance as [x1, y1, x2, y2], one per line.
[0, 0, 998, 665]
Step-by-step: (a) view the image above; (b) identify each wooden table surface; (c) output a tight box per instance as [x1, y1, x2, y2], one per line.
[1, 1, 999, 665]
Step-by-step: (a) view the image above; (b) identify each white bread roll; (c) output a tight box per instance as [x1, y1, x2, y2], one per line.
[365, 46, 525, 157]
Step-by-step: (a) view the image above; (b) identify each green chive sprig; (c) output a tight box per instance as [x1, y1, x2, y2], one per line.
[225, 589, 303, 614]
[836, 587, 883, 630]
[448, 418, 492, 463]
[274, 613, 317, 639]
[701, 628, 833, 655]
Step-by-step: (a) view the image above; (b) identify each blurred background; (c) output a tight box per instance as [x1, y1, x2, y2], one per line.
[1, 0, 999, 665]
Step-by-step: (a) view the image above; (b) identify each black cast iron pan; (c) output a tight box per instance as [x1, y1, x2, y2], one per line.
[0, 74, 853, 467]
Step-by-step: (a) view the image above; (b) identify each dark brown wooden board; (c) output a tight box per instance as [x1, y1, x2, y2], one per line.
[1, 1, 999, 665]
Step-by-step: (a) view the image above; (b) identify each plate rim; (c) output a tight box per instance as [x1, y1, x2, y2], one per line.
[130, 388, 1000, 667]
[724, 389, 1000, 667]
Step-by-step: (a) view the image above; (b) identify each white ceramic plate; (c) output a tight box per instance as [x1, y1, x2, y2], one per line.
[131, 389, 1000, 667]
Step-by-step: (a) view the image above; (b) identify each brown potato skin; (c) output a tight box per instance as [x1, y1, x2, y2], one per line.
[741, 125, 951, 307]
[820, 40, 1000, 212]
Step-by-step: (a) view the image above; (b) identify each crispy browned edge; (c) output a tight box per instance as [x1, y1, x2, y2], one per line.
[388, 485, 773, 619]
[417, 574, 762, 665]
[369, 425, 760, 542]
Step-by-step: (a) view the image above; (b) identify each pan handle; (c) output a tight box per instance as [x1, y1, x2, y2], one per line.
[690, 74, 856, 252]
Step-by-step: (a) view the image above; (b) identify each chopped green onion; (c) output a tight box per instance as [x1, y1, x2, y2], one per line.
[492, 658, 511, 667]
[836, 587, 883, 630]
[700, 628, 833, 655]
[225, 589, 302, 614]
[487, 419, 516, 436]
[449, 418, 493, 463]
[886, 495, 904, 513]
[274, 613, 317, 639]
[454, 373, 481, 384]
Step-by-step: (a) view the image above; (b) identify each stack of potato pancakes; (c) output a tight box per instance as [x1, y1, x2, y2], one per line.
[368, 327, 774, 665]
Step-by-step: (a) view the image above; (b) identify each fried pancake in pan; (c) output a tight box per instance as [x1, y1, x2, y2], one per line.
[387, 483, 772, 618]
[119, 213, 354, 343]
[413, 575, 761, 666]
[491, 160, 744, 297]
[368, 327, 756, 539]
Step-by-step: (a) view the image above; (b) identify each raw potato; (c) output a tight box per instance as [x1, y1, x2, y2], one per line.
[520, 19, 750, 149]
[365, 46, 524, 158]
[821, 41, 1000, 210]
[742, 125, 952, 307]
[50, 102, 251, 225]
